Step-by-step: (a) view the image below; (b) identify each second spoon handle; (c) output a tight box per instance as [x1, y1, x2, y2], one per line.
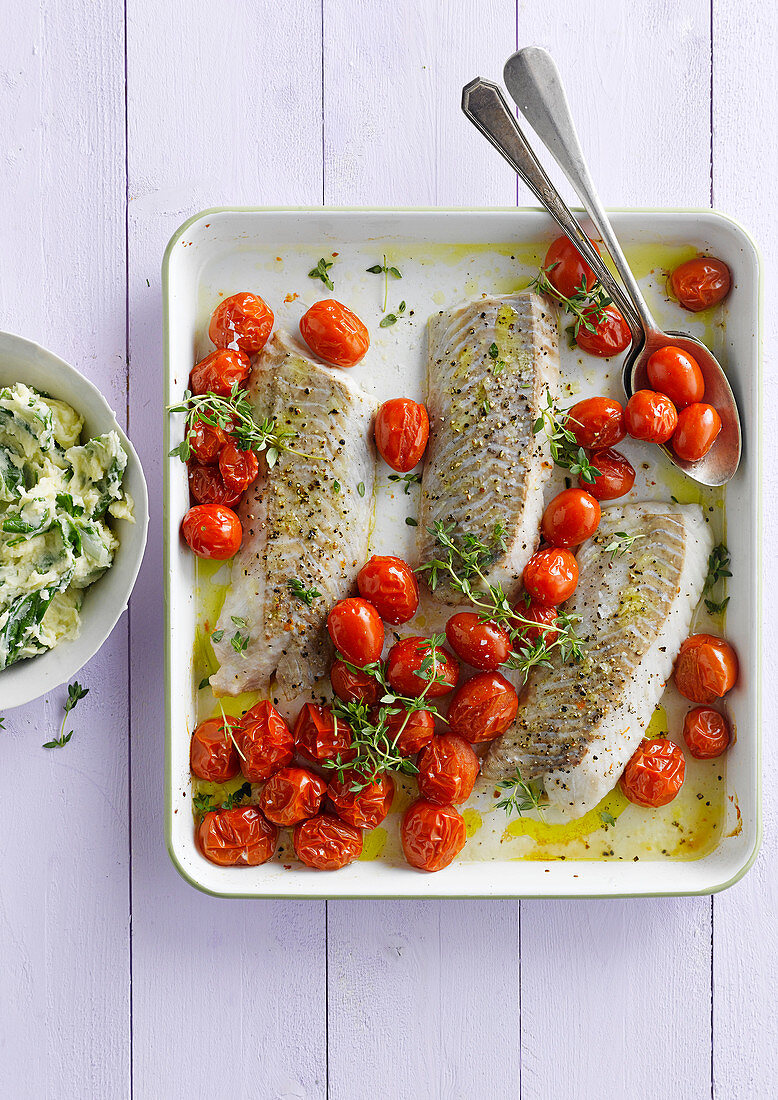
[461, 78, 642, 341]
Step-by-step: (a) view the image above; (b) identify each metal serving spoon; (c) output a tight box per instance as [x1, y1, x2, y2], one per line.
[463, 67, 741, 486]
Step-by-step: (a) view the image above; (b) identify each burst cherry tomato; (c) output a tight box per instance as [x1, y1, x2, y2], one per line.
[293, 814, 363, 870]
[327, 597, 384, 666]
[374, 398, 430, 473]
[567, 397, 626, 449]
[620, 737, 686, 807]
[670, 256, 731, 313]
[259, 766, 327, 826]
[188, 418, 229, 464]
[330, 660, 381, 706]
[190, 348, 252, 397]
[187, 463, 242, 508]
[511, 600, 559, 645]
[357, 555, 419, 624]
[541, 488, 601, 548]
[625, 390, 679, 444]
[581, 447, 636, 500]
[444, 613, 511, 671]
[181, 504, 242, 559]
[401, 800, 467, 872]
[385, 636, 460, 698]
[189, 716, 241, 782]
[209, 291, 274, 355]
[299, 299, 370, 367]
[575, 306, 631, 358]
[544, 235, 600, 298]
[198, 806, 278, 867]
[671, 403, 722, 462]
[646, 346, 705, 409]
[327, 770, 395, 829]
[218, 441, 259, 493]
[523, 547, 578, 605]
[674, 634, 739, 704]
[682, 707, 731, 760]
[237, 701, 294, 781]
[417, 735, 479, 805]
[378, 706, 436, 756]
[446, 671, 519, 743]
[293, 703, 356, 765]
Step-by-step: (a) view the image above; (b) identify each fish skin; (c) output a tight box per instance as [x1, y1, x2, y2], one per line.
[209, 332, 377, 699]
[418, 292, 559, 603]
[483, 502, 714, 817]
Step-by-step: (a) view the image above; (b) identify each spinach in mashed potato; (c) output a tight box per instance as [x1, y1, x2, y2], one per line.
[0, 382, 134, 670]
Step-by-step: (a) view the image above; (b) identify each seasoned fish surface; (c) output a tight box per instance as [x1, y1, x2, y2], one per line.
[210, 332, 377, 699]
[483, 502, 713, 816]
[419, 293, 558, 602]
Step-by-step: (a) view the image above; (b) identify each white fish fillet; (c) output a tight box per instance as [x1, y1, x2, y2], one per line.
[419, 292, 559, 602]
[210, 332, 377, 699]
[483, 502, 713, 817]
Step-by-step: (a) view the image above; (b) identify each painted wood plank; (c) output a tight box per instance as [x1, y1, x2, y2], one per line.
[711, 4, 778, 1097]
[515, 3, 715, 1097]
[125, 2, 329, 1096]
[0, 2, 130, 1097]
[322, 4, 521, 1097]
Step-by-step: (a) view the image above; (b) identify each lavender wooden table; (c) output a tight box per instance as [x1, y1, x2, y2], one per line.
[1, 2, 775, 1096]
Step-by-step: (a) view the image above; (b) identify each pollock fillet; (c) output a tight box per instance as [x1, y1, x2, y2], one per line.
[483, 502, 713, 817]
[210, 332, 377, 699]
[418, 292, 559, 602]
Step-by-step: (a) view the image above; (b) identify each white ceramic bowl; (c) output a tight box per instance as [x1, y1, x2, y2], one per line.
[0, 331, 149, 709]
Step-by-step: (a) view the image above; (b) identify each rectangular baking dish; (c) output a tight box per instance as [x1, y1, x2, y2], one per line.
[163, 208, 761, 898]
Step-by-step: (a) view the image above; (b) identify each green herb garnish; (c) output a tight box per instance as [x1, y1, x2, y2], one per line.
[533, 392, 602, 484]
[388, 472, 422, 494]
[288, 578, 322, 606]
[308, 256, 335, 290]
[367, 254, 402, 311]
[43, 681, 89, 749]
[495, 768, 546, 819]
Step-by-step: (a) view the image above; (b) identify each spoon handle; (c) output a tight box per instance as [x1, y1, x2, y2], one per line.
[503, 46, 659, 337]
[461, 78, 642, 341]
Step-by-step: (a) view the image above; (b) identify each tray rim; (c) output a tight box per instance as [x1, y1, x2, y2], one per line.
[162, 205, 763, 900]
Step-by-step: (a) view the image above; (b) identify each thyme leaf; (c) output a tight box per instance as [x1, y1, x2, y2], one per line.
[308, 256, 335, 290]
[388, 472, 422, 494]
[495, 768, 546, 819]
[288, 578, 322, 606]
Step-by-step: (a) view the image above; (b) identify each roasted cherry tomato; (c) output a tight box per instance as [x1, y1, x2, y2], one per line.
[625, 389, 678, 444]
[378, 706, 436, 756]
[581, 447, 636, 500]
[188, 418, 229, 464]
[373, 398, 430, 473]
[198, 806, 278, 866]
[446, 672, 519, 743]
[187, 463, 242, 507]
[544, 235, 600, 298]
[299, 299, 370, 367]
[327, 597, 384, 666]
[674, 634, 739, 704]
[258, 766, 327, 826]
[218, 441, 259, 493]
[181, 503, 242, 559]
[574, 306, 631, 358]
[511, 600, 559, 646]
[357, 554, 419, 624]
[567, 397, 626, 450]
[385, 636, 460, 698]
[671, 403, 722, 462]
[209, 291, 274, 355]
[444, 612, 511, 671]
[682, 707, 731, 760]
[646, 346, 705, 409]
[417, 735, 479, 804]
[670, 256, 732, 313]
[330, 660, 381, 706]
[620, 737, 686, 807]
[189, 716, 241, 782]
[523, 547, 579, 605]
[541, 488, 601, 548]
[190, 348, 252, 397]
[293, 703, 356, 765]
[401, 800, 467, 872]
[327, 769, 395, 829]
[293, 814, 363, 870]
[237, 701, 294, 782]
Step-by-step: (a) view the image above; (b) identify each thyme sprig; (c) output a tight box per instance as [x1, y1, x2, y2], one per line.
[703, 543, 731, 616]
[529, 265, 612, 338]
[43, 681, 89, 749]
[287, 578, 322, 606]
[193, 780, 252, 820]
[600, 531, 645, 560]
[532, 392, 601, 484]
[367, 254, 402, 312]
[388, 472, 422, 494]
[495, 767, 546, 819]
[308, 256, 335, 290]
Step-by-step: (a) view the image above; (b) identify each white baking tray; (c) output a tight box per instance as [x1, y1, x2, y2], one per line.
[163, 208, 761, 898]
